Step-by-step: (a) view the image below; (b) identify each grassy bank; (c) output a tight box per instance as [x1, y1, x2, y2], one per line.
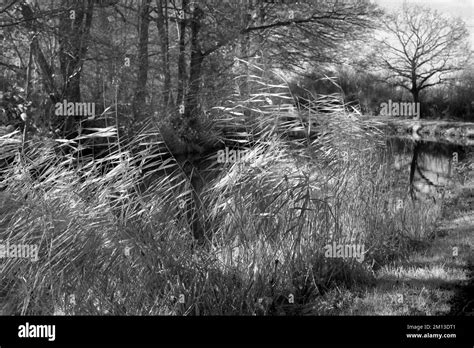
[300, 148, 473, 315]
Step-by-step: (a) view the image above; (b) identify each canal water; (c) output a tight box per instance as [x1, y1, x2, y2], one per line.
[387, 136, 473, 204]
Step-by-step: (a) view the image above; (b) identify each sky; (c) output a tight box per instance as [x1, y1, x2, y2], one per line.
[373, 0, 474, 48]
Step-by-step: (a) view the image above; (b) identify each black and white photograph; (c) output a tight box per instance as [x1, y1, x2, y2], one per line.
[0, 0, 473, 345]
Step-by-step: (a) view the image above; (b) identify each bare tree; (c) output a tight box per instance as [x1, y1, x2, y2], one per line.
[375, 4, 470, 110]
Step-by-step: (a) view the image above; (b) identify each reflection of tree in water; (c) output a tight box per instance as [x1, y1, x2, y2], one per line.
[409, 141, 465, 202]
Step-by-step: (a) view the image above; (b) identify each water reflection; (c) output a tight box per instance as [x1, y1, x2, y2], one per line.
[388, 138, 469, 202]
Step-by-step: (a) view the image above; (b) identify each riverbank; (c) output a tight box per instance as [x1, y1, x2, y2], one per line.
[312, 149, 473, 315]
[0, 115, 472, 315]
[362, 117, 474, 146]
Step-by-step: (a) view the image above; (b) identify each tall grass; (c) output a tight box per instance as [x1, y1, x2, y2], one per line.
[0, 63, 442, 315]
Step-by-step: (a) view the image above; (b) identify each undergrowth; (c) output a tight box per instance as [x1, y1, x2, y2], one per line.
[0, 63, 442, 315]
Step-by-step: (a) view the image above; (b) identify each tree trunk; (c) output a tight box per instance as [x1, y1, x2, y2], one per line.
[188, 167, 206, 247]
[239, 2, 251, 100]
[58, 0, 94, 136]
[184, 5, 204, 123]
[411, 88, 420, 119]
[156, 0, 172, 111]
[412, 90, 419, 105]
[20, 4, 58, 100]
[132, 0, 151, 124]
[59, 0, 93, 101]
[22, 42, 34, 155]
[176, 0, 187, 109]
[411, 66, 420, 119]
